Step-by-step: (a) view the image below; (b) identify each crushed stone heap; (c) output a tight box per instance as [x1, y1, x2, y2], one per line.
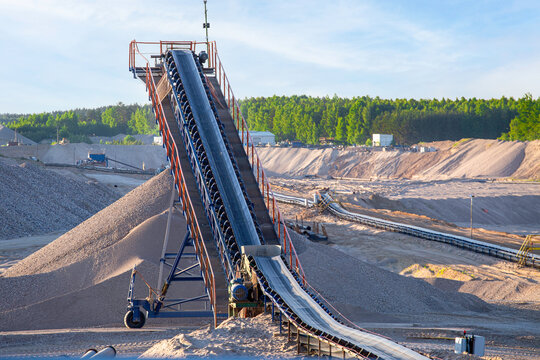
[0, 158, 119, 240]
[0, 171, 190, 330]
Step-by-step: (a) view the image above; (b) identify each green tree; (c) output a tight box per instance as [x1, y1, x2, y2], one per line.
[501, 93, 540, 141]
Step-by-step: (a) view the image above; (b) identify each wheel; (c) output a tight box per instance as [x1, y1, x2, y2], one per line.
[124, 310, 146, 329]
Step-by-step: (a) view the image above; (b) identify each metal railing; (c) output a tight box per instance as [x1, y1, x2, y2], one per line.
[208, 44, 306, 284]
[129, 39, 305, 284]
[139, 57, 218, 326]
[517, 235, 540, 266]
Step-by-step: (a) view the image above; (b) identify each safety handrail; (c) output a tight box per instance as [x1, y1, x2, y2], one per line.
[209, 45, 306, 283]
[140, 58, 218, 326]
[129, 39, 305, 284]
[129, 40, 217, 71]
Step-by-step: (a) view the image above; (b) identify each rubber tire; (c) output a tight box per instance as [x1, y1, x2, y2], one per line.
[124, 310, 146, 329]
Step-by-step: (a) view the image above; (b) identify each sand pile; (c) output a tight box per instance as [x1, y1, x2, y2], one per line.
[418, 139, 526, 179]
[0, 158, 119, 240]
[423, 277, 540, 305]
[0, 168, 517, 332]
[0, 124, 36, 145]
[141, 314, 296, 358]
[288, 231, 491, 320]
[256, 139, 540, 180]
[513, 140, 540, 179]
[0, 171, 191, 330]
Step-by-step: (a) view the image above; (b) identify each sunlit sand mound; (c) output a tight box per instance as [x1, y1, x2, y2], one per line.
[256, 139, 540, 180]
[4, 171, 174, 277]
[141, 314, 296, 358]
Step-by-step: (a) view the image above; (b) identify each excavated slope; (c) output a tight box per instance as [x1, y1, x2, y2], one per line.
[256, 139, 540, 180]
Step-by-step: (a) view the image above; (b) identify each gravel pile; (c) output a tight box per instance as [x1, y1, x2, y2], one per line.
[0, 169, 495, 331]
[4, 170, 173, 276]
[0, 124, 36, 145]
[0, 159, 119, 240]
[0, 171, 192, 331]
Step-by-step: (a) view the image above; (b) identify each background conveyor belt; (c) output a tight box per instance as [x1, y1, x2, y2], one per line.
[254, 256, 429, 360]
[270, 191, 539, 268]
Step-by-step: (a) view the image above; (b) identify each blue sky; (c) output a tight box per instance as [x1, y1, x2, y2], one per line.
[0, 0, 539, 113]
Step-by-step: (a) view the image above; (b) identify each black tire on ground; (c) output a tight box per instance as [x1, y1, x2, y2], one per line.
[124, 310, 146, 329]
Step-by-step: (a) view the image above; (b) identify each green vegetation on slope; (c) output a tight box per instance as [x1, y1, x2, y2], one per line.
[499, 93, 540, 141]
[241, 94, 539, 145]
[4, 103, 157, 143]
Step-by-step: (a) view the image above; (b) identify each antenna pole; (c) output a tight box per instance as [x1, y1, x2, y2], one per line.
[203, 0, 210, 58]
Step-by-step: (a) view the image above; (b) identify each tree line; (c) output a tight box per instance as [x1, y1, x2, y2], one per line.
[4, 94, 538, 145]
[240, 94, 539, 145]
[4, 103, 157, 143]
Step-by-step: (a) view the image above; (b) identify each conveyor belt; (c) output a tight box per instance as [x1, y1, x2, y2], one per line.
[170, 50, 261, 249]
[254, 255, 428, 360]
[164, 49, 428, 359]
[271, 191, 539, 268]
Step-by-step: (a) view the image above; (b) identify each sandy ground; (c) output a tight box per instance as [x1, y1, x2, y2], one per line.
[271, 177, 540, 237]
[0, 326, 197, 358]
[1, 140, 540, 359]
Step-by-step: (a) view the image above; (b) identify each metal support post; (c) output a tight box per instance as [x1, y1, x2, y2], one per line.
[470, 194, 475, 239]
[158, 186, 177, 294]
[288, 321, 291, 341]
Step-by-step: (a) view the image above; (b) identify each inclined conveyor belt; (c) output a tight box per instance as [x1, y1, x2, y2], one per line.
[167, 50, 427, 359]
[170, 50, 261, 249]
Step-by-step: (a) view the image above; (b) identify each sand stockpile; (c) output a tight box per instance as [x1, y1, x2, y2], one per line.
[1, 169, 492, 332]
[0, 124, 36, 145]
[0, 158, 119, 240]
[141, 314, 296, 358]
[4, 170, 174, 276]
[256, 139, 540, 180]
[288, 231, 491, 320]
[0, 171, 192, 330]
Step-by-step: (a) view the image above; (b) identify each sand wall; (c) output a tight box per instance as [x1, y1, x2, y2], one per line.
[256, 139, 540, 180]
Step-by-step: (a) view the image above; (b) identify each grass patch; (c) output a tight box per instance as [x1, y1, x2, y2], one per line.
[452, 138, 472, 148]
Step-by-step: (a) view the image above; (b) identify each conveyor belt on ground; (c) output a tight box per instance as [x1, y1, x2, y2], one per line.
[253, 255, 427, 360]
[271, 191, 539, 268]
[165, 49, 428, 359]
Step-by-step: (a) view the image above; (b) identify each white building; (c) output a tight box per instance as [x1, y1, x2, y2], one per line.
[239, 131, 275, 146]
[153, 136, 163, 146]
[372, 134, 393, 147]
